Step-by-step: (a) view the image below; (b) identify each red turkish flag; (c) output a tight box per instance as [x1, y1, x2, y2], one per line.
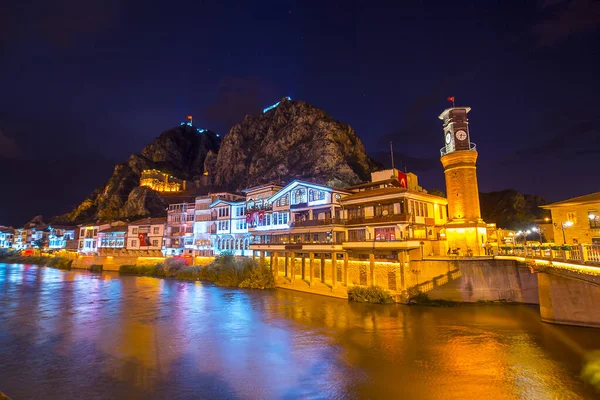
[447, 96, 455, 103]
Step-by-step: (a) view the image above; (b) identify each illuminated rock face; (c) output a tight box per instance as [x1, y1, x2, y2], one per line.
[67, 125, 220, 222]
[211, 97, 378, 190]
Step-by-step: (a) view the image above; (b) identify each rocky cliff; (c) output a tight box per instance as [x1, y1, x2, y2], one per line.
[210, 97, 378, 190]
[62, 98, 378, 223]
[65, 125, 220, 223]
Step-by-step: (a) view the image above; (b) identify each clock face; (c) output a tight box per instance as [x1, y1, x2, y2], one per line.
[455, 130, 467, 141]
[445, 132, 451, 144]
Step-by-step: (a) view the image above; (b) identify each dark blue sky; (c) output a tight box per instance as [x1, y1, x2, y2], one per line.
[1, 0, 599, 226]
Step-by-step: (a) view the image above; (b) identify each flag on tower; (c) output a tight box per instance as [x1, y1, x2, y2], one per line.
[187, 115, 192, 120]
[446, 96, 455, 107]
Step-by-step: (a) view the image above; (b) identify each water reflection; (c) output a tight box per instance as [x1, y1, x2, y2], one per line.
[0, 263, 599, 399]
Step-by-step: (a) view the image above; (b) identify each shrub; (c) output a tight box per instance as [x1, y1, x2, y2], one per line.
[119, 264, 155, 275]
[90, 264, 103, 272]
[347, 285, 394, 304]
[408, 289, 459, 307]
[238, 261, 276, 289]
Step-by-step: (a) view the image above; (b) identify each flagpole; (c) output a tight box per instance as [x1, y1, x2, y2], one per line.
[390, 141, 395, 170]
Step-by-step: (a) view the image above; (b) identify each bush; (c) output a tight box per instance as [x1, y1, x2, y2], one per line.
[90, 264, 103, 272]
[347, 285, 394, 304]
[119, 264, 155, 275]
[238, 260, 276, 289]
[408, 289, 459, 307]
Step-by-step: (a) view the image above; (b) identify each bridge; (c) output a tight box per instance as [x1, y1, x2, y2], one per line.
[494, 244, 600, 328]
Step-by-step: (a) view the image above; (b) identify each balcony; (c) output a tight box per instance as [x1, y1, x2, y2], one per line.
[290, 202, 308, 209]
[440, 142, 477, 157]
[346, 214, 410, 225]
[247, 203, 273, 212]
[291, 218, 345, 228]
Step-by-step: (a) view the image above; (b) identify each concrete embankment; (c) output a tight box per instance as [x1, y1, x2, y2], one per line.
[71, 255, 215, 271]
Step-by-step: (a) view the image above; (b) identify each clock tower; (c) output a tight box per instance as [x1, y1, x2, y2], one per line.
[439, 106, 487, 256]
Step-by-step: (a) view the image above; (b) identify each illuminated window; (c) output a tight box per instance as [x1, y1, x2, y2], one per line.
[567, 212, 577, 224]
[589, 211, 600, 229]
[375, 227, 396, 241]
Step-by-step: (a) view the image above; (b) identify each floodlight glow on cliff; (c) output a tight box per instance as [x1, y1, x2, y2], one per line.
[263, 96, 292, 113]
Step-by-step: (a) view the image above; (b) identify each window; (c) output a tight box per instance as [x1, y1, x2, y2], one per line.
[153, 227, 160, 234]
[80, 228, 85, 237]
[439, 204, 444, 219]
[567, 212, 577, 224]
[277, 194, 289, 207]
[375, 227, 396, 241]
[589, 211, 600, 229]
[347, 208, 363, 220]
[152, 240, 159, 247]
[186, 214, 194, 221]
[348, 229, 366, 241]
[375, 203, 394, 217]
[131, 240, 137, 247]
[293, 189, 306, 205]
[132, 228, 138, 234]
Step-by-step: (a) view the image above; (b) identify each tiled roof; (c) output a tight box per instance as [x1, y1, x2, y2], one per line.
[129, 217, 167, 226]
[542, 192, 600, 208]
[99, 226, 128, 233]
[341, 187, 409, 201]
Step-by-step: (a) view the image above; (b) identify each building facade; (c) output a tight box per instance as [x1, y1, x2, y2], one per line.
[47, 225, 77, 251]
[97, 226, 128, 254]
[541, 192, 600, 245]
[164, 203, 196, 256]
[210, 191, 252, 257]
[0, 227, 14, 249]
[127, 218, 166, 255]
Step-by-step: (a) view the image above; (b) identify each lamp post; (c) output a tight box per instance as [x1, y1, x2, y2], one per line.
[531, 226, 543, 244]
[556, 221, 573, 245]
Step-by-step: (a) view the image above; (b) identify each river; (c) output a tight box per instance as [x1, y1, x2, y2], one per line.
[1, 263, 599, 399]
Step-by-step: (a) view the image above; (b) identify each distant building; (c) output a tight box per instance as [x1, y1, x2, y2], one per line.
[164, 203, 196, 256]
[140, 169, 187, 192]
[541, 192, 600, 245]
[97, 225, 128, 254]
[78, 222, 127, 254]
[0, 227, 14, 249]
[47, 225, 77, 251]
[193, 196, 215, 256]
[11, 228, 28, 250]
[127, 218, 166, 255]
[210, 192, 251, 257]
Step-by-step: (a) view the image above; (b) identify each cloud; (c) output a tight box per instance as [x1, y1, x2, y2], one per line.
[0, 129, 22, 159]
[532, 0, 600, 46]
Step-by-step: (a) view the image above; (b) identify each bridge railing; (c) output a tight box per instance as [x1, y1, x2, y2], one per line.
[498, 244, 600, 266]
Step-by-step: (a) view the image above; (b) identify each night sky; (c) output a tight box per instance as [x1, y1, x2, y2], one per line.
[1, 0, 599, 227]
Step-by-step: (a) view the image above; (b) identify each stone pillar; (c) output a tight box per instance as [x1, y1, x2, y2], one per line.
[259, 251, 265, 264]
[398, 251, 408, 292]
[343, 253, 349, 287]
[284, 252, 289, 278]
[321, 255, 326, 283]
[272, 252, 279, 279]
[252, 250, 256, 261]
[369, 253, 375, 286]
[290, 252, 295, 282]
[309, 252, 315, 287]
[301, 256, 306, 281]
[332, 253, 338, 289]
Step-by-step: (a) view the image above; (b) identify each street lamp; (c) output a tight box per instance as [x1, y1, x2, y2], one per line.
[556, 221, 573, 245]
[531, 226, 543, 243]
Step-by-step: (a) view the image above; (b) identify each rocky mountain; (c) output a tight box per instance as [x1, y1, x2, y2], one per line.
[210, 97, 378, 190]
[480, 189, 550, 229]
[64, 125, 220, 223]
